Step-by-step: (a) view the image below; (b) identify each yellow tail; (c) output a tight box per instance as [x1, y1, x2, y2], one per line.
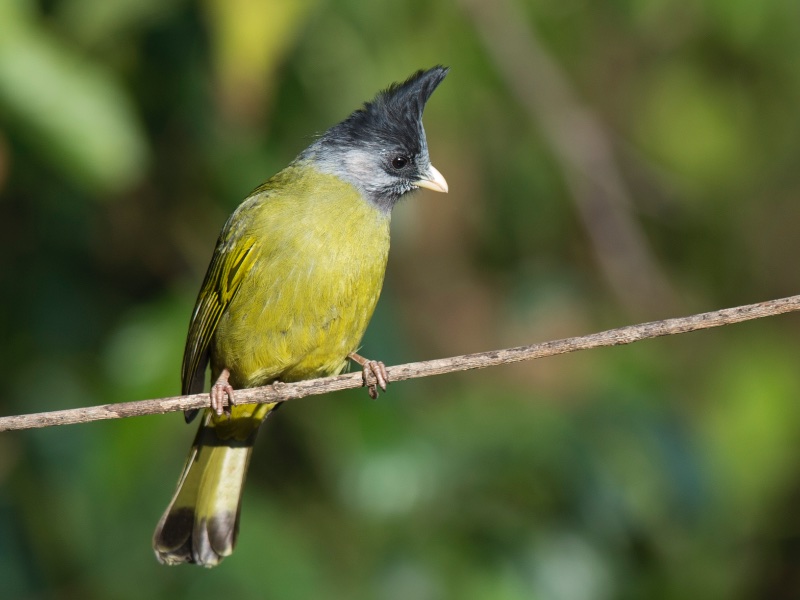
[153, 403, 275, 567]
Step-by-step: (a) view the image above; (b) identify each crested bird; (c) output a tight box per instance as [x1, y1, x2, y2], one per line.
[153, 66, 449, 566]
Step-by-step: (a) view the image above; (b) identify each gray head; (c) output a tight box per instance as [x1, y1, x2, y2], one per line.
[302, 66, 449, 211]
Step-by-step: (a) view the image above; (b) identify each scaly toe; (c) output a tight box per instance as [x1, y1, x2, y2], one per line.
[361, 360, 388, 398]
[376, 361, 388, 391]
[210, 383, 234, 416]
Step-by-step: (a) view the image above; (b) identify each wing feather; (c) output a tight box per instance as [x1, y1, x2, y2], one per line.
[181, 228, 258, 398]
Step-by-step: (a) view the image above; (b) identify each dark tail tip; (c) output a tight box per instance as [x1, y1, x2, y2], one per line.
[153, 507, 239, 567]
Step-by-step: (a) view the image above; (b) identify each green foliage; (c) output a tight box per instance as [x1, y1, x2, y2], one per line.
[0, 0, 148, 193]
[2, 0, 800, 598]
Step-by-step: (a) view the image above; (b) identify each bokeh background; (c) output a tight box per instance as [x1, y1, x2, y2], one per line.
[2, 0, 800, 598]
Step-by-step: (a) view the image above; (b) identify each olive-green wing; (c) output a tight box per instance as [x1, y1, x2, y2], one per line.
[181, 231, 259, 399]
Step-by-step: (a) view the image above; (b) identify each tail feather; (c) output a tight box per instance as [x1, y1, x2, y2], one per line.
[153, 410, 262, 567]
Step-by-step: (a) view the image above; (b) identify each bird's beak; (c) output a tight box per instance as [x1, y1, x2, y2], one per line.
[414, 165, 448, 193]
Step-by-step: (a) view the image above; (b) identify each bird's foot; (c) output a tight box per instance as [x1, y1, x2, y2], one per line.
[348, 352, 388, 399]
[211, 368, 235, 416]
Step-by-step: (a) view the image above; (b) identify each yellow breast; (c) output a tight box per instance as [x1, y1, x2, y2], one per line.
[210, 165, 391, 388]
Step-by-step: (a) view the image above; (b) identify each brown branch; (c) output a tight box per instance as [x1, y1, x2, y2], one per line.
[1, 295, 798, 432]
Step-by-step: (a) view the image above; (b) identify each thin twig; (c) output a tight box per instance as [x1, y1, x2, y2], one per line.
[0, 295, 797, 432]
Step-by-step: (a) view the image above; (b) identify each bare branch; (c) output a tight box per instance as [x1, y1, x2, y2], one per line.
[1, 295, 798, 432]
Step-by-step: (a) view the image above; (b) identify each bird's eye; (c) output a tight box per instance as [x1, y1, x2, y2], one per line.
[391, 156, 409, 169]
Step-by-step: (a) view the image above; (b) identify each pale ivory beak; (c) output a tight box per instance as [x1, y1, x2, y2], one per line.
[414, 165, 448, 193]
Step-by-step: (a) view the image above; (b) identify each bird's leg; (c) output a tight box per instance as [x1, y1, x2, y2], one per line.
[210, 368, 235, 416]
[348, 352, 388, 399]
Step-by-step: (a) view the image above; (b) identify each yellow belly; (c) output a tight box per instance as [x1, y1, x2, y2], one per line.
[209, 169, 391, 390]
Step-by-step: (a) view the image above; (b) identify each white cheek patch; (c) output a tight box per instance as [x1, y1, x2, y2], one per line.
[313, 147, 392, 198]
[346, 151, 381, 183]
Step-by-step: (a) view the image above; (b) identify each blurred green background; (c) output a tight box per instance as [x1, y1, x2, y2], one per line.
[2, 0, 800, 598]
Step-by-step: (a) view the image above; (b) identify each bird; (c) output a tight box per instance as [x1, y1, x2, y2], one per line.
[152, 66, 449, 567]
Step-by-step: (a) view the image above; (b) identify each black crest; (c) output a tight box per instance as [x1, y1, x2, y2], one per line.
[326, 66, 449, 154]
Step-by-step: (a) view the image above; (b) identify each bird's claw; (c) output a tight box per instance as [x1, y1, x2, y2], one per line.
[361, 360, 388, 399]
[210, 369, 235, 417]
[348, 353, 389, 399]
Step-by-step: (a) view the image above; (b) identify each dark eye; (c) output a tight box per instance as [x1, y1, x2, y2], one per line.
[391, 156, 409, 169]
